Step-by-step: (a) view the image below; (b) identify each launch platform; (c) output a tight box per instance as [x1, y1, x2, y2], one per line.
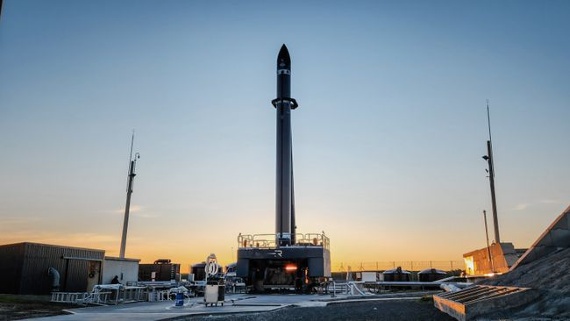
[236, 233, 331, 292]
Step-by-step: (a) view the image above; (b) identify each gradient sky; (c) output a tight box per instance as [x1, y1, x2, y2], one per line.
[1, 0, 569, 272]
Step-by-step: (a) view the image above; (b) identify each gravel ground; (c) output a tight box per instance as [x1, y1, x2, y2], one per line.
[170, 299, 457, 321]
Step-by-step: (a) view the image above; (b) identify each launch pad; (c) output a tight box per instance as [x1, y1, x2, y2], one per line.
[236, 45, 331, 292]
[236, 233, 331, 292]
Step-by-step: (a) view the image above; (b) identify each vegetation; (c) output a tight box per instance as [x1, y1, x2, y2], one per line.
[0, 294, 74, 320]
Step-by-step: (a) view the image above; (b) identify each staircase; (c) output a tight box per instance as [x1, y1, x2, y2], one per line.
[433, 285, 538, 321]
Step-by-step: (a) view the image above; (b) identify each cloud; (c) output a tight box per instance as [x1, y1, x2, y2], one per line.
[0, 217, 43, 233]
[0, 231, 119, 250]
[0, 217, 42, 225]
[539, 199, 562, 205]
[513, 203, 530, 211]
[103, 205, 159, 218]
[108, 205, 143, 214]
[133, 212, 158, 218]
[512, 199, 563, 211]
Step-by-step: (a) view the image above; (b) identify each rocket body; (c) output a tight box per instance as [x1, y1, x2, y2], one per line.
[235, 45, 331, 287]
[273, 44, 297, 246]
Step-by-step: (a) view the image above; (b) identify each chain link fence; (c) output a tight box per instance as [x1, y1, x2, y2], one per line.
[333, 260, 465, 272]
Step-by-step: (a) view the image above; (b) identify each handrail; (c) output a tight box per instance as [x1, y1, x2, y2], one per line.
[347, 281, 367, 296]
[237, 232, 329, 250]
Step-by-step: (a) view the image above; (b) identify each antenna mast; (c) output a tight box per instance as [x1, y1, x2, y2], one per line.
[483, 101, 501, 243]
[119, 131, 140, 259]
[487, 99, 493, 142]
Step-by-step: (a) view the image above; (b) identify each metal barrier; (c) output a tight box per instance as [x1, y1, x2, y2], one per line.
[122, 286, 147, 302]
[147, 289, 171, 301]
[51, 285, 148, 305]
[326, 281, 369, 296]
[237, 232, 330, 249]
[346, 281, 367, 296]
[51, 292, 87, 303]
[76, 291, 112, 305]
[51, 291, 111, 305]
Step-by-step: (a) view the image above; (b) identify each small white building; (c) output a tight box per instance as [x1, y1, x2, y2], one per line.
[102, 257, 140, 285]
[361, 271, 379, 282]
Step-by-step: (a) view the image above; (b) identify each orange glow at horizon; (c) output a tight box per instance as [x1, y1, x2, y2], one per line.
[1, 230, 470, 274]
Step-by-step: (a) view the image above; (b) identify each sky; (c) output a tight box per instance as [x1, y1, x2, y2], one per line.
[1, 0, 569, 273]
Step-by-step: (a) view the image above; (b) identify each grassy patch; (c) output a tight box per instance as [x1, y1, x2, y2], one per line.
[0, 294, 75, 320]
[0, 294, 51, 304]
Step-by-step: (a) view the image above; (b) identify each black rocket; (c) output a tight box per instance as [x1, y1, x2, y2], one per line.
[235, 45, 331, 290]
[272, 44, 298, 247]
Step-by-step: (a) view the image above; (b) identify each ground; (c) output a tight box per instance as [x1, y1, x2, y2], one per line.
[170, 298, 457, 321]
[0, 295, 74, 321]
[0, 294, 457, 321]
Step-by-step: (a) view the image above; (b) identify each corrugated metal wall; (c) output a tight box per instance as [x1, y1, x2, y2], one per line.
[0, 242, 104, 294]
[0, 243, 26, 294]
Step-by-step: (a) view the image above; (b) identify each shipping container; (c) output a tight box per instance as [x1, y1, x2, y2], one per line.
[139, 261, 181, 282]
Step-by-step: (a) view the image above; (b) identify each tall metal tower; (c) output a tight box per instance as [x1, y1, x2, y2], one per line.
[119, 132, 140, 259]
[482, 102, 500, 243]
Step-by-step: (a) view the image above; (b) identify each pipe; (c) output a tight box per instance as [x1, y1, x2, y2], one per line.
[47, 267, 60, 291]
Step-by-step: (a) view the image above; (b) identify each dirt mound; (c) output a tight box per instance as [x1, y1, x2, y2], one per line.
[478, 247, 570, 319]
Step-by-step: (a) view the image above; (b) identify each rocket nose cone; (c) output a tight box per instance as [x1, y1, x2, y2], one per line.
[277, 44, 291, 69]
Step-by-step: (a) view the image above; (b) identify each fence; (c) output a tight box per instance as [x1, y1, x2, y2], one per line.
[333, 260, 464, 272]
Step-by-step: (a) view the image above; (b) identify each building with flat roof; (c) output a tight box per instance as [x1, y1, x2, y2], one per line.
[0, 242, 105, 295]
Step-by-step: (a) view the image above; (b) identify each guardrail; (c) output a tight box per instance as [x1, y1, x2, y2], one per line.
[326, 281, 369, 296]
[51, 285, 148, 305]
[51, 291, 111, 305]
[237, 232, 330, 250]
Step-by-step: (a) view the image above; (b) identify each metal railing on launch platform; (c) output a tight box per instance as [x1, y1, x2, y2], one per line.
[237, 232, 330, 250]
